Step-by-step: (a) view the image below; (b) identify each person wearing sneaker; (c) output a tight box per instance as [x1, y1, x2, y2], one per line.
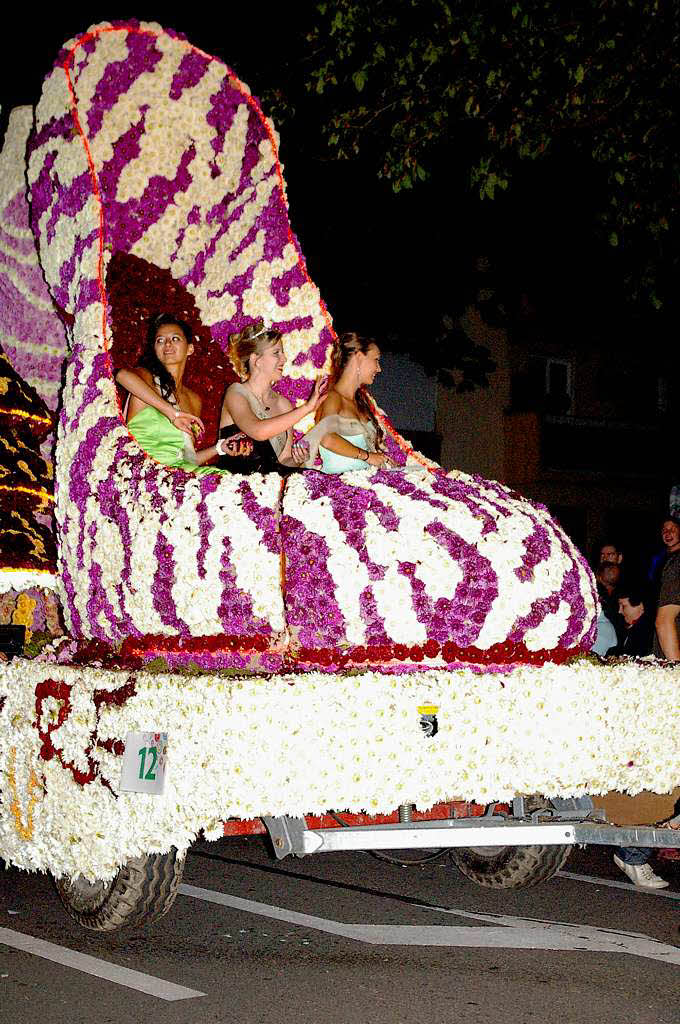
[611, 576, 671, 889]
[613, 850, 670, 889]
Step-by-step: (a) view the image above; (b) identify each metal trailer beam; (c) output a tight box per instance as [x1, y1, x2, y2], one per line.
[263, 815, 680, 859]
[301, 822, 577, 855]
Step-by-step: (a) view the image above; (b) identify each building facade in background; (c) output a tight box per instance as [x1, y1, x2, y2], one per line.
[436, 306, 677, 564]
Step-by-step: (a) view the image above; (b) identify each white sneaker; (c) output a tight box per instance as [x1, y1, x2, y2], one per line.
[613, 854, 669, 889]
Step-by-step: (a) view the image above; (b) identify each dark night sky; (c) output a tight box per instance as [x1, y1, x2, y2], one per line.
[0, 4, 656, 355]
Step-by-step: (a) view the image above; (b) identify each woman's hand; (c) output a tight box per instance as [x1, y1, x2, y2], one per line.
[366, 452, 396, 468]
[171, 409, 204, 439]
[229, 437, 254, 457]
[217, 434, 253, 458]
[305, 376, 329, 413]
[290, 438, 310, 465]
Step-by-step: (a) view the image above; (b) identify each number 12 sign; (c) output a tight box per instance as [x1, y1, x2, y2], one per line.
[120, 732, 168, 795]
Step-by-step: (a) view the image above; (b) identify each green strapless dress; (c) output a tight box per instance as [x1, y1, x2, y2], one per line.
[319, 433, 370, 474]
[127, 406, 221, 475]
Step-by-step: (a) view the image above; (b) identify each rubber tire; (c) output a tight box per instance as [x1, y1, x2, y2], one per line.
[450, 843, 572, 890]
[54, 847, 185, 932]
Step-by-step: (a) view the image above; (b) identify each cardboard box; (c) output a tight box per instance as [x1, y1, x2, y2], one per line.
[595, 788, 680, 826]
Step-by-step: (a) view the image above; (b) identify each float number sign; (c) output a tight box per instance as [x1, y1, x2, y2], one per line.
[120, 731, 168, 795]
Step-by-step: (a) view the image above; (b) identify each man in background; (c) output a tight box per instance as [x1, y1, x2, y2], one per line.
[654, 516, 680, 661]
[611, 577, 670, 888]
[597, 541, 623, 567]
[595, 561, 624, 645]
[618, 582, 654, 656]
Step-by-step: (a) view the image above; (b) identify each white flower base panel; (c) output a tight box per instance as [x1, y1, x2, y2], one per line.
[1, 657, 678, 882]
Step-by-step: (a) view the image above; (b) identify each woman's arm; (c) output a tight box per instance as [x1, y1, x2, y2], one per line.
[116, 368, 204, 436]
[315, 393, 390, 467]
[225, 377, 327, 441]
[191, 436, 252, 466]
[655, 604, 680, 660]
[318, 431, 391, 467]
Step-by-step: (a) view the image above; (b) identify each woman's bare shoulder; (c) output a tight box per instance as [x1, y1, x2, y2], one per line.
[130, 366, 154, 385]
[226, 381, 247, 398]
[184, 386, 202, 416]
[317, 389, 343, 418]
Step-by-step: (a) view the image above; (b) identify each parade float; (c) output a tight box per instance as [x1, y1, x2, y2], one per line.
[0, 21, 678, 933]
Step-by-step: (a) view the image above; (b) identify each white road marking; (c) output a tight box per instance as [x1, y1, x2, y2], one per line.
[178, 884, 680, 965]
[557, 870, 680, 900]
[0, 928, 205, 1001]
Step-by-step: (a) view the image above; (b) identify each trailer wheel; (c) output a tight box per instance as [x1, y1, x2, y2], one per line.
[450, 843, 571, 889]
[54, 847, 185, 932]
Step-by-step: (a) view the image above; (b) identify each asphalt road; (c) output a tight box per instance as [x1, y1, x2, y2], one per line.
[1, 838, 678, 1024]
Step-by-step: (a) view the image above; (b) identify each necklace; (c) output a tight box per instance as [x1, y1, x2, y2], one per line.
[245, 381, 271, 412]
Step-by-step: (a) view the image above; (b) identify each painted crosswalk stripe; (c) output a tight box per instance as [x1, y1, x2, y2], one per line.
[556, 870, 680, 899]
[178, 883, 680, 965]
[0, 927, 204, 1001]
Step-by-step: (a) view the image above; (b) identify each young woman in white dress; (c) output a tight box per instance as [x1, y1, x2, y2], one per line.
[300, 332, 395, 473]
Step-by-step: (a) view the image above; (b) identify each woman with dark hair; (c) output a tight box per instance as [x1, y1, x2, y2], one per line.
[299, 333, 395, 473]
[116, 313, 251, 473]
[218, 321, 328, 474]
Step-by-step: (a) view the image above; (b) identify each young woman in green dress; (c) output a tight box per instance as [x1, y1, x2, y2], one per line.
[116, 313, 251, 474]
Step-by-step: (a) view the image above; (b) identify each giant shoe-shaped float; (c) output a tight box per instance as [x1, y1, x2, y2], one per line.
[25, 20, 598, 661]
[0, 22, 678, 895]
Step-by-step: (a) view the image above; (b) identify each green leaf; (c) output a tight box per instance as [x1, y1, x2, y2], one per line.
[614, 171, 624, 184]
[609, 231, 619, 246]
[352, 69, 367, 92]
[574, 65, 585, 84]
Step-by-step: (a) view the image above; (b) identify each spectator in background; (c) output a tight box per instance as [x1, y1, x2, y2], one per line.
[654, 516, 680, 661]
[610, 579, 670, 888]
[654, 516, 680, 868]
[596, 541, 623, 567]
[590, 608, 618, 657]
[618, 582, 655, 657]
[595, 561, 624, 645]
[670, 484, 680, 519]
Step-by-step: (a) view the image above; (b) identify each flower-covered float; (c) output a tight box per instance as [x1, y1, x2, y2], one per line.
[1, 21, 678, 932]
[0, 106, 64, 643]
